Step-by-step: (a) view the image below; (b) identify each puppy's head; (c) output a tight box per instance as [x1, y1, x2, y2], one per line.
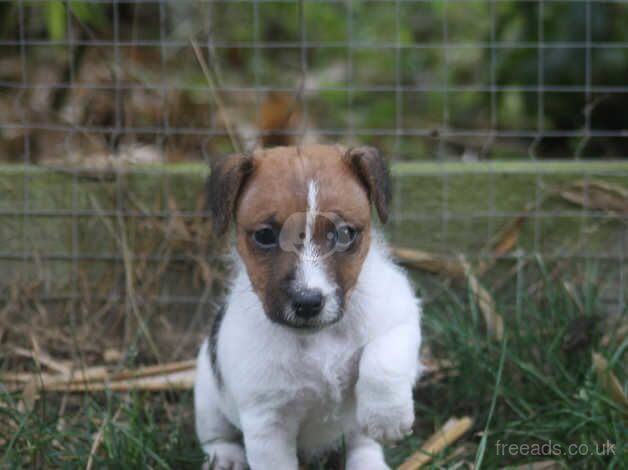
[208, 144, 390, 332]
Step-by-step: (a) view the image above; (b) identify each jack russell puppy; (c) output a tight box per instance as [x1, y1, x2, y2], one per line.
[195, 144, 422, 470]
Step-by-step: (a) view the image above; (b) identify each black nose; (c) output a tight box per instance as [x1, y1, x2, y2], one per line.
[291, 288, 324, 319]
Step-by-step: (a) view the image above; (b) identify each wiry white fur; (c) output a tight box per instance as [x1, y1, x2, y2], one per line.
[195, 233, 422, 470]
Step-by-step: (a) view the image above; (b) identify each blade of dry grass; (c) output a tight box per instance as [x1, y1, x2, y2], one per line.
[460, 257, 504, 341]
[11, 346, 71, 376]
[45, 369, 196, 392]
[85, 407, 122, 470]
[396, 416, 473, 470]
[190, 37, 241, 154]
[87, 192, 162, 361]
[112, 359, 196, 377]
[0, 371, 47, 383]
[4, 360, 197, 393]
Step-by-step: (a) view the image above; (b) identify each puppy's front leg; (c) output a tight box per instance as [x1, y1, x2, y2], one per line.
[240, 409, 299, 470]
[356, 322, 421, 443]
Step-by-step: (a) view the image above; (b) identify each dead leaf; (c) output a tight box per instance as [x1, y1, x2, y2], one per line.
[591, 352, 628, 415]
[560, 180, 628, 214]
[495, 215, 525, 255]
[391, 247, 465, 280]
[20, 378, 38, 412]
[476, 216, 524, 275]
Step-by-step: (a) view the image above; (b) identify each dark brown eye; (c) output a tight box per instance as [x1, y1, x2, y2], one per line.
[338, 225, 356, 245]
[253, 227, 278, 248]
[330, 225, 357, 251]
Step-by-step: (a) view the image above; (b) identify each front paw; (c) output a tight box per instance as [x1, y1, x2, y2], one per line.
[202, 442, 247, 470]
[357, 389, 414, 443]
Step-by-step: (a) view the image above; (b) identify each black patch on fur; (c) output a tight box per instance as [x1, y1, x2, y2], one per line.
[206, 154, 254, 236]
[344, 146, 392, 223]
[209, 304, 226, 388]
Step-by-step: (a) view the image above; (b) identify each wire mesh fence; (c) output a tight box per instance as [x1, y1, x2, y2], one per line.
[0, 0, 627, 359]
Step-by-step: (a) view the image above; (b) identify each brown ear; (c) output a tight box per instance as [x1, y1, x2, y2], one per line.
[344, 146, 391, 223]
[206, 153, 254, 236]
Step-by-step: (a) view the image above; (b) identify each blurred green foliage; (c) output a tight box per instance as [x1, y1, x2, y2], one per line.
[43, 1, 106, 40]
[1, 0, 106, 40]
[207, 0, 628, 158]
[2, 0, 628, 159]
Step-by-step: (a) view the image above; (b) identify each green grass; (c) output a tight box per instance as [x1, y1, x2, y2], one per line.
[2, 264, 625, 469]
[1, 390, 204, 469]
[389, 262, 627, 469]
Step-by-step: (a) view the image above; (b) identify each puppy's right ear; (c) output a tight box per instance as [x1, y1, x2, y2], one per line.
[206, 153, 254, 236]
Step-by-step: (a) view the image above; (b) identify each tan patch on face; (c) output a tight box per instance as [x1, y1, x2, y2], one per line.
[235, 145, 374, 319]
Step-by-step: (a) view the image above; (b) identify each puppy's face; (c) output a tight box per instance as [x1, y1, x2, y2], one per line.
[208, 145, 390, 332]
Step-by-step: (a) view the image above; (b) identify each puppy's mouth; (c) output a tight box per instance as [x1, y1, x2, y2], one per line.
[281, 312, 343, 332]
[272, 315, 344, 334]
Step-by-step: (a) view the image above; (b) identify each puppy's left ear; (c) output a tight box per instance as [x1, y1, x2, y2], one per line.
[344, 146, 392, 223]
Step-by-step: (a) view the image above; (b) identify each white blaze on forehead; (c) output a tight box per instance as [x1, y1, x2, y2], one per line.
[295, 180, 334, 296]
[304, 179, 318, 252]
